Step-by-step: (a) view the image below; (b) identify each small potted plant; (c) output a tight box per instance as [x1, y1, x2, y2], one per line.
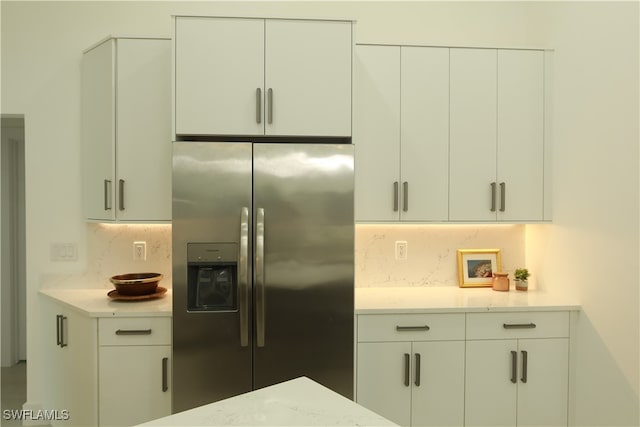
[514, 268, 530, 291]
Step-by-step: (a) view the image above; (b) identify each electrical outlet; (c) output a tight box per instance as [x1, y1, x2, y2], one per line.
[395, 241, 408, 260]
[133, 241, 147, 261]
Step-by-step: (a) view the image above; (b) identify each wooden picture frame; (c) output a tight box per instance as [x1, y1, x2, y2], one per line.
[457, 249, 502, 288]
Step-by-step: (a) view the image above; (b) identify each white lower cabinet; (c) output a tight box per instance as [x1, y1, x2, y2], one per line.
[356, 310, 571, 427]
[40, 293, 171, 426]
[464, 312, 570, 427]
[41, 296, 98, 426]
[356, 314, 465, 426]
[98, 317, 172, 426]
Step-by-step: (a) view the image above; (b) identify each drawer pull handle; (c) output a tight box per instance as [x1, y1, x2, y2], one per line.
[115, 329, 152, 335]
[162, 357, 169, 392]
[404, 353, 410, 387]
[510, 350, 517, 383]
[396, 325, 430, 331]
[503, 323, 536, 329]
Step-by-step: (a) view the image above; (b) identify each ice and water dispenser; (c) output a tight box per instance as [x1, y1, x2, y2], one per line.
[187, 243, 238, 312]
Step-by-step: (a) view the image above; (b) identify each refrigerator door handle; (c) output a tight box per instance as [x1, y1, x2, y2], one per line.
[239, 207, 250, 347]
[256, 208, 266, 347]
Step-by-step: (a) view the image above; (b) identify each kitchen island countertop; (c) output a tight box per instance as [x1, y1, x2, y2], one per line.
[136, 376, 396, 427]
[356, 286, 580, 314]
[40, 287, 172, 317]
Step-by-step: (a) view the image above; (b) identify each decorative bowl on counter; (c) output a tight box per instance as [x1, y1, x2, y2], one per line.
[109, 272, 163, 296]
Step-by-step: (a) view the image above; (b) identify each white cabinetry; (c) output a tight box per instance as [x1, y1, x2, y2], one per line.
[98, 317, 172, 426]
[174, 17, 352, 137]
[40, 293, 172, 426]
[465, 311, 569, 426]
[356, 314, 465, 426]
[40, 295, 98, 426]
[82, 37, 171, 222]
[449, 48, 544, 222]
[355, 45, 547, 223]
[354, 45, 449, 222]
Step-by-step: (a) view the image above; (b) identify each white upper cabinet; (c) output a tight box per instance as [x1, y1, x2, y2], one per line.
[174, 17, 352, 138]
[401, 46, 450, 221]
[175, 17, 265, 136]
[354, 45, 449, 222]
[82, 37, 171, 222]
[450, 48, 545, 222]
[497, 49, 545, 221]
[449, 48, 498, 221]
[354, 45, 401, 221]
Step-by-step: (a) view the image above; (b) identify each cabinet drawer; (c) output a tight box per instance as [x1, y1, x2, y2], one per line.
[358, 313, 465, 342]
[99, 317, 171, 346]
[466, 311, 569, 340]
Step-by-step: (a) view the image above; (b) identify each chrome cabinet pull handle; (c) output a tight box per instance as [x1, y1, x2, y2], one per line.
[510, 351, 517, 383]
[256, 88, 262, 124]
[490, 182, 497, 212]
[118, 179, 125, 211]
[267, 88, 273, 124]
[403, 182, 409, 212]
[115, 329, 152, 335]
[404, 353, 410, 387]
[503, 323, 537, 329]
[521, 350, 528, 383]
[104, 179, 112, 211]
[414, 353, 421, 387]
[256, 208, 266, 347]
[396, 325, 430, 332]
[239, 207, 249, 347]
[393, 182, 399, 212]
[162, 357, 169, 392]
[500, 182, 506, 212]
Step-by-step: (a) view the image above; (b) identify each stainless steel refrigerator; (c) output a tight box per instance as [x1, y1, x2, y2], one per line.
[172, 141, 354, 412]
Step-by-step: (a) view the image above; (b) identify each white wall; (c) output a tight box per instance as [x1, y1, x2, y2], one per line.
[1, 1, 637, 425]
[525, 2, 639, 425]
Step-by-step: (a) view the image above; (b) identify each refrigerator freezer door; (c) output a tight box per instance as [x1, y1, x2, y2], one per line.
[252, 143, 354, 398]
[172, 141, 253, 412]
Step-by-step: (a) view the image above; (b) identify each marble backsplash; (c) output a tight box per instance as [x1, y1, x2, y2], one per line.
[42, 223, 526, 290]
[355, 223, 526, 287]
[42, 223, 172, 289]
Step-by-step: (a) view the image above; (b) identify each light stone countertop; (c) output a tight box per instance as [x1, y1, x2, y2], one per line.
[136, 376, 397, 427]
[356, 286, 580, 314]
[40, 287, 172, 317]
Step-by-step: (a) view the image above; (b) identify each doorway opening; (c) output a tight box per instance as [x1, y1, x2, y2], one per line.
[1, 115, 26, 367]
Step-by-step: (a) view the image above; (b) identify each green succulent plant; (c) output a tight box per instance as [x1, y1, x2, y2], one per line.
[514, 268, 530, 281]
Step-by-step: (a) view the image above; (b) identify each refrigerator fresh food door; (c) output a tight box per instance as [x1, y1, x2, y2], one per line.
[172, 141, 253, 412]
[252, 143, 354, 398]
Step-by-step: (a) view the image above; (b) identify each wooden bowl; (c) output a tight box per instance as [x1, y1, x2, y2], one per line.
[110, 273, 162, 296]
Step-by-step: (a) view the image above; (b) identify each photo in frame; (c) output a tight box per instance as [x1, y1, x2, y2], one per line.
[457, 249, 502, 288]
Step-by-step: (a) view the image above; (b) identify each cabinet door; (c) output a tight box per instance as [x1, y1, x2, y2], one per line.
[411, 341, 464, 427]
[353, 45, 401, 221]
[517, 339, 569, 427]
[357, 342, 411, 426]
[497, 50, 544, 221]
[449, 48, 497, 221]
[116, 38, 172, 221]
[465, 339, 517, 426]
[175, 17, 265, 136]
[82, 39, 115, 221]
[40, 297, 98, 426]
[401, 47, 449, 221]
[99, 345, 171, 426]
[265, 19, 352, 137]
